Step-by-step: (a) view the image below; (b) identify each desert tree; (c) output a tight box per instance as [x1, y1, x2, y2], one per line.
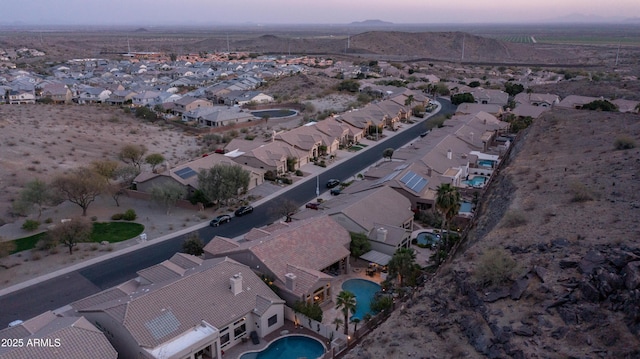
[335, 290, 357, 335]
[47, 217, 93, 255]
[145, 153, 165, 172]
[269, 199, 298, 223]
[349, 232, 371, 257]
[0, 238, 16, 259]
[52, 167, 105, 216]
[150, 182, 186, 215]
[382, 148, 394, 161]
[92, 160, 125, 206]
[434, 183, 461, 264]
[118, 144, 147, 170]
[332, 317, 343, 331]
[18, 179, 53, 219]
[198, 163, 250, 206]
[182, 232, 204, 256]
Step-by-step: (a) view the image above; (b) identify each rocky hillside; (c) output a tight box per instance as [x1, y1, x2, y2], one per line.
[343, 109, 640, 358]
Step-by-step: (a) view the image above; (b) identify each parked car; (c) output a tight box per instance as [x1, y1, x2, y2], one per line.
[214, 148, 227, 154]
[210, 214, 231, 227]
[326, 179, 340, 188]
[234, 205, 254, 217]
[330, 188, 342, 196]
[420, 130, 430, 137]
[305, 202, 320, 210]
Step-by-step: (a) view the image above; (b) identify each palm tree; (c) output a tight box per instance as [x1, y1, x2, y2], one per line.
[435, 183, 462, 258]
[335, 291, 357, 335]
[387, 247, 417, 287]
[351, 318, 361, 336]
[332, 317, 343, 331]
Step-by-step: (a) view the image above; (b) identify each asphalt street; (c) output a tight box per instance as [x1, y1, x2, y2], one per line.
[0, 98, 455, 327]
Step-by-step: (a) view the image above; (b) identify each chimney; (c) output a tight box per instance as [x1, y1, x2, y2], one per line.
[447, 149, 452, 160]
[284, 273, 296, 291]
[376, 227, 388, 242]
[230, 273, 243, 295]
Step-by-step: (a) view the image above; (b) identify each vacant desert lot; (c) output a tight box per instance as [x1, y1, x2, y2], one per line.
[0, 104, 200, 224]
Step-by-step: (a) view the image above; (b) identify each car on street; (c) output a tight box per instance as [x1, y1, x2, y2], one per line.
[210, 214, 231, 226]
[305, 202, 320, 210]
[326, 179, 340, 188]
[330, 188, 342, 195]
[234, 205, 254, 217]
[420, 130, 430, 137]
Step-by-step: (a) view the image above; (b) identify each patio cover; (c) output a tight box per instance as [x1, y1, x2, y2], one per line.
[360, 250, 392, 266]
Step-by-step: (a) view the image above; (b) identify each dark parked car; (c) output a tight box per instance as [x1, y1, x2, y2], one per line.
[326, 179, 340, 188]
[305, 202, 320, 210]
[210, 214, 231, 227]
[234, 205, 254, 217]
[330, 188, 342, 196]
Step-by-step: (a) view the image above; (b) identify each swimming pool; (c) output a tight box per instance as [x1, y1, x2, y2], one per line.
[463, 176, 487, 187]
[342, 279, 381, 321]
[478, 160, 495, 168]
[459, 202, 473, 213]
[415, 232, 441, 247]
[239, 335, 325, 359]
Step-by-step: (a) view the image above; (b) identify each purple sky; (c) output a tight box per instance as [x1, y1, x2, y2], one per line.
[2, 0, 638, 25]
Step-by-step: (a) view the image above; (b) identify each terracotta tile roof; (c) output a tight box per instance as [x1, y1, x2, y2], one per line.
[203, 235, 240, 255]
[0, 314, 117, 359]
[77, 258, 282, 349]
[168, 252, 203, 269]
[284, 264, 332, 296]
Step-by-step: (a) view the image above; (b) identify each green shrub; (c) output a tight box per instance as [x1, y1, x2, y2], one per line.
[295, 169, 303, 176]
[44, 218, 53, 224]
[370, 295, 394, 313]
[473, 248, 519, 288]
[122, 209, 137, 221]
[614, 135, 636, 150]
[111, 213, 124, 220]
[35, 236, 58, 251]
[22, 219, 40, 231]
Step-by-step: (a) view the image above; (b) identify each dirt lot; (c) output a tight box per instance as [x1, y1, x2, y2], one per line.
[0, 104, 201, 224]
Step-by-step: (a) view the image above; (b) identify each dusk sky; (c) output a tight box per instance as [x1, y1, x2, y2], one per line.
[2, 0, 639, 25]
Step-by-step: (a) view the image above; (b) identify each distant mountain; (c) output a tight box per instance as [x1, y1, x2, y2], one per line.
[542, 13, 626, 23]
[348, 19, 394, 26]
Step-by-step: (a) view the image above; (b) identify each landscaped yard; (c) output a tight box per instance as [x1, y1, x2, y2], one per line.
[10, 222, 145, 254]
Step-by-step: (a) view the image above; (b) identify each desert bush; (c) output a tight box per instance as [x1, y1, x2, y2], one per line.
[473, 248, 519, 288]
[122, 209, 137, 221]
[36, 236, 58, 251]
[613, 135, 636, 150]
[111, 213, 124, 220]
[500, 210, 527, 228]
[370, 295, 394, 313]
[22, 219, 40, 231]
[295, 169, 303, 176]
[569, 182, 594, 202]
[90, 216, 98, 222]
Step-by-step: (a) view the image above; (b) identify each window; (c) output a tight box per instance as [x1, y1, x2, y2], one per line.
[234, 324, 246, 339]
[220, 333, 230, 348]
[268, 314, 277, 327]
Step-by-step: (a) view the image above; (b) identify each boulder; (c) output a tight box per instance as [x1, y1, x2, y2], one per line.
[510, 276, 531, 300]
[534, 266, 548, 283]
[579, 250, 605, 274]
[514, 325, 535, 337]
[622, 261, 640, 290]
[483, 288, 510, 302]
[559, 259, 579, 269]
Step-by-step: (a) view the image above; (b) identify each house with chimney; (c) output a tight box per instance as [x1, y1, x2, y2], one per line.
[203, 216, 351, 306]
[69, 254, 284, 359]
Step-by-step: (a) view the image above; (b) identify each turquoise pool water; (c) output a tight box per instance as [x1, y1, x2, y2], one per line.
[463, 176, 487, 187]
[239, 335, 324, 359]
[478, 160, 495, 167]
[416, 232, 441, 247]
[342, 279, 381, 321]
[459, 202, 472, 213]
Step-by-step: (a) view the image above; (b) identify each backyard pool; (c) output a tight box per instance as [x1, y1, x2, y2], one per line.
[415, 231, 441, 247]
[251, 109, 297, 118]
[478, 160, 495, 168]
[459, 202, 473, 214]
[342, 279, 381, 321]
[239, 335, 325, 359]
[463, 175, 487, 187]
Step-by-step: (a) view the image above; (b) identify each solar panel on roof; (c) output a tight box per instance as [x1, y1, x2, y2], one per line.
[175, 167, 197, 179]
[400, 171, 428, 193]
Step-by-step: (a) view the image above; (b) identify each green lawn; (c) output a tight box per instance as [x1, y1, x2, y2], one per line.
[10, 222, 145, 254]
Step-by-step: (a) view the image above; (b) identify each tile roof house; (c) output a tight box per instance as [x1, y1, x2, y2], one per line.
[134, 154, 264, 199]
[181, 106, 256, 127]
[0, 311, 117, 359]
[611, 98, 640, 113]
[274, 124, 339, 163]
[203, 216, 351, 306]
[470, 88, 509, 106]
[6, 89, 36, 104]
[455, 103, 504, 116]
[70, 254, 284, 359]
[227, 138, 307, 175]
[514, 92, 560, 108]
[40, 83, 73, 104]
[222, 90, 273, 106]
[556, 95, 602, 110]
[511, 104, 549, 119]
[172, 96, 213, 115]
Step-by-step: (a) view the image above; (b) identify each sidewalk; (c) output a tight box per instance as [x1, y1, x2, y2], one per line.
[0, 102, 441, 298]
